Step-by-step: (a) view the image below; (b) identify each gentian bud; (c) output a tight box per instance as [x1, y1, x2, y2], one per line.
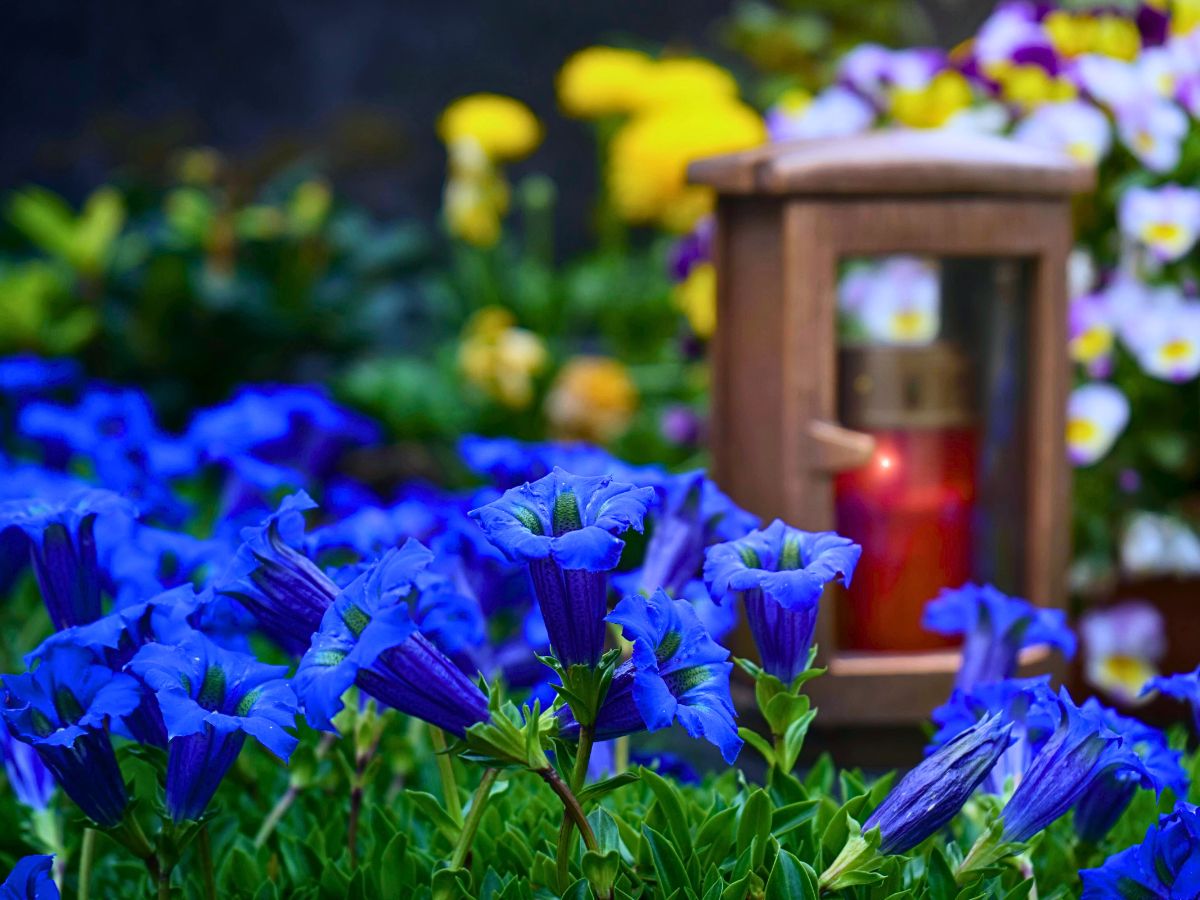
[295, 542, 490, 738]
[216, 492, 339, 654]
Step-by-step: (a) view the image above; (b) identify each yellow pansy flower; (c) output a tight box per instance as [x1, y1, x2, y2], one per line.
[997, 65, 1077, 110]
[437, 94, 542, 162]
[888, 70, 973, 128]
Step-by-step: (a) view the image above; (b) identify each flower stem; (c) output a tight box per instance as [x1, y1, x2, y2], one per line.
[539, 766, 597, 853]
[157, 867, 171, 900]
[254, 733, 335, 848]
[613, 735, 629, 774]
[556, 726, 596, 889]
[197, 823, 216, 900]
[77, 828, 95, 900]
[448, 769, 500, 871]
[429, 726, 463, 825]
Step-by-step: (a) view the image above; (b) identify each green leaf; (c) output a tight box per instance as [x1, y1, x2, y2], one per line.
[1003, 878, 1036, 900]
[738, 728, 776, 767]
[219, 847, 259, 889]
[581, 850, 622, 894]
[378, 833, 412, 897]
[736, 789, 772, 859]
[643, 824, 691, 893]
[577, 770, 641, 806]
[765, 850, 816, 900]
[771, 800, 820, 838]
[695, 807, 738, 873]
[408, 791, 463, 843]
[431, 867, 472, 900]
[561, 879, 590, 900]
[926, 847, 957, 900]
[642, 768, 691, 850]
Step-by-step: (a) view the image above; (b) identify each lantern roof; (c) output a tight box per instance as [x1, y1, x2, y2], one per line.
[687, 129, 1094, 197]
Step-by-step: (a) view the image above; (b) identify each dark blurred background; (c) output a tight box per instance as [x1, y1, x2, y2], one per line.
[2, 0, 993, 253]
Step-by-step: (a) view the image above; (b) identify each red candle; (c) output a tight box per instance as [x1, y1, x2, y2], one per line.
[834, 428, 977, 651]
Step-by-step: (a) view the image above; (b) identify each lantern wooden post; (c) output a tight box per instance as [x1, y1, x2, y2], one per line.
[689, 131, 1094, 728]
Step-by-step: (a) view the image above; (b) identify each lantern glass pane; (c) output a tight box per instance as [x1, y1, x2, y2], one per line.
[833, 255, 1032, 652]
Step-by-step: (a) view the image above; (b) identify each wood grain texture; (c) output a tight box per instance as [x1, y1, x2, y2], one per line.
[688, 129, 1095, 197]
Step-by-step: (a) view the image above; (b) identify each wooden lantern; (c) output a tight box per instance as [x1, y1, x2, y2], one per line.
[689, 131, 1094, 728]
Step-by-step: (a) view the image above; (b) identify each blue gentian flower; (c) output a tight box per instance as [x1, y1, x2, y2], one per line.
[1080, 804, 1200, 898]
[458, 436, 638, 488]
[0, 854, 59, 900]
[999, 687, 1153, 843]
[865, 712, 1014, 854]
[295, 543, 490, 738]
[187, 385, 379, 483]
[558, 590, 742, 763]
[0, 464, 90, 596]
[2, 645, 140, 827]
[1073, 699, 1188, 843]
[19, 388, 193, 518]
[0, 728, 54, 812]
[0, 489, 135, 629]
[922, 583, 1076, 692]
[0, 354, 79, 396]
[704, 520, 861, 684]
[1144, 667, 1200, 731]
[215, 492, 340, 654]
[619, 470, 758, 600]
[128, 630, 298, 822]
[469, 469, 655, 668]
[29, 585, 204, 748]
[102, 520, 221, 611]
[929, 677, 1057, 796]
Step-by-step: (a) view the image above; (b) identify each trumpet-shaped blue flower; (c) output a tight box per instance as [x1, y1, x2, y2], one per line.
[0, 854, 59, 900]
[102, 520, 221, 611]
[2, 645, 140, 827]
[187, 385, 379, 484]
[704, 520, 860, 684]
[923, 583, 1076, 692]
[29, 585, 204, 748]
[929, 677, 1057, 796]
[558, 590, 742, 763]
[469, 469, 655, 668]
[866, 712, 1014, 854]
[0, 489, 135, 630]
[1144, 667, 1200, 732]
[295, 542, 490, 737]
[999, 688, 1153, 843]
[216, 492, 340, 654]
[1073, 699, 1187, 843]
[19, 388, 193, 519]
[1080, 804, 1200, 898]
[0, 354, 79, 397]
[458, 436, 639, 488]
[128, 630, 298, 822]
[619, 470, 758, 600]
[0, 728, 54, 812]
